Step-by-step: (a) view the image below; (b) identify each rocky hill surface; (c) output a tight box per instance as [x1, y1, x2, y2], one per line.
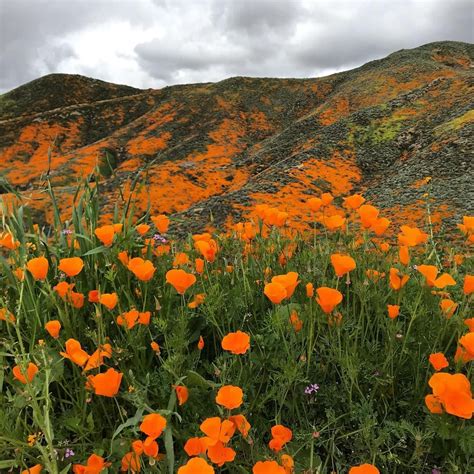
[0, 41, 473, 235]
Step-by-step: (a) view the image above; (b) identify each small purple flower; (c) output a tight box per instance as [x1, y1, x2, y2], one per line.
[65, 448, 75, 458]
[432, 469, 441, 474]
[62, 229, 73, 235]
[304, 383, 320, 395]
[153, 233, 167, 243]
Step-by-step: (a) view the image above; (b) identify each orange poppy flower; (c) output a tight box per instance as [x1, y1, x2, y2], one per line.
[58, 257, 84, 277]
[440, 299, 458, 318]
[229, 414, 251, 437]
[152, 214, 170, 233]
[343, 194, 365, 210]
[321, 192, 333, 206]
[127, 257, 156, 281]
[457, 215, 474, 236]
[207, 441, 236, 466]
[264, 282, 288, 304]
[306, 282, 314, 297]
[188, 293, 206, 309]
[417, 265, 456, 288]
[315, 287, 343, 314]
[321, 214, 346, 231]
[94, 225, 116, 246]
[221, 331, 250, 355]
[72, 454, 111, 474]
[253, 460, 286, 474]
[349, 464, 380, 474]
[88, 289, 100, 303]
[87, 368, 122, 397]
[371, 217, 391, 236]
[464, 318, 474, 332]
[399, 246, 410, 266]
[331, 253, 356, 277]
[120, 452, 141, 472]
[459, 333, 474, 357]
[83, 344, 112, 372]
[184, 437, 208, 456]
[99, 293, 118, 310]
[140, 413, 167, 444]
[132, 439, 159, 458]
[357, 205, 379, 228]
[27, 256, 49, 280]
[45, 320, 61, 339]
[464, 275, 474, 295]
[0, 308, 16, 323]
[21, 465, 43, 474]
[387, 305, 400, 319]
[54, 281, 74, 298]
[272, 272, 299, 297]
[455, 344, 474, 364]
[0, 232, 20, 250]
[13, 362, 38, 384]
[174, 385, 189, 406]
[136, 223, 150, 236]
[398, 225, 428, 247]
[195, 258, 205, 274]
[60, 339, 90, 367]
[379, 242, 390, 253]
[216, 385, 243, 410]
[13, 267, 25, 281]
[289, 310, 303, 332]
[178, 457, 215, 474]
[429, 352, 449, 371]
[166, 269, 196, 294]
[197, 336, 205, 350]
[389, 268, 409, 291]
[68, 290, 85, 309]
[150, 341, 160, 354]
[117, 251, 129, 266]
[195, 239, 218, 263]
[173, 252, 190, 267]
[200, 417, 236, 446]
[307, 197, 323, 212]
[428, 372, 474, 419]
[269, 424, 292, 452]
[281, 454, 294, 474]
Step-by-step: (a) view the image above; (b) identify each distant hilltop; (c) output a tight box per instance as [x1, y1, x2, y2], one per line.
[0, 40, 473, 234]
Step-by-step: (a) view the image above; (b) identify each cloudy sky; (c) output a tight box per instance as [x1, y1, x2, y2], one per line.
[0, 0, 472, 93]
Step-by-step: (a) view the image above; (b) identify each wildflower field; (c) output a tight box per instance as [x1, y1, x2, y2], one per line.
[0, 172, 473, 474]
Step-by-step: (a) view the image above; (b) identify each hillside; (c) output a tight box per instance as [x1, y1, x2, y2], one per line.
[0, 41, 473, 235]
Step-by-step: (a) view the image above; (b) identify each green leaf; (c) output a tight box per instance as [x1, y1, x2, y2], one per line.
[82, 245, 108, 256]
[185, 370, 217, 389]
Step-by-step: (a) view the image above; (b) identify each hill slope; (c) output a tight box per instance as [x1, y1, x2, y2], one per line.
[0, 41, 473, 234]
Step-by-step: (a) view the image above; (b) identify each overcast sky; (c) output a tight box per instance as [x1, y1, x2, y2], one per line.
[0, 0, 472, 93]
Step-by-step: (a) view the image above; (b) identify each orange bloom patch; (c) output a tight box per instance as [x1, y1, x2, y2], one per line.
[58, 257, 84, 277]
[0, 232, 20, 250]
[289, 309, 303, 332]
[188, 293, 206, 309]
[330, 253, 356, 277]
[216, 385, 243, 410]
[281, 454, 294, 474]
[321, 214, 346, 231]
[140, 413, 167, 445]
[83, 344, 112, 372]
[21, 465, 43, 474]
[357, 205, 379, 228]
[315, 287, 343, 314]
[459, 333, 474, 358]
[398, 225, 428, 247]
[371, 217, 391, 236]
[99, 293, 118, 310]
[127, 257, 156, 281]
[27, 256, 49, 280]
[264, 272, 299, 304]
[195, 239, 218, 263]
[417, 264, 456, 288]
[117, 309, 151, 329]
[152, 214, 170, 233]
[136, 223, 150, 236]
[307, 197, 323, 212]
[264, 282, 288, 304]
[178, 457, 214, 474]
[229, 414, 251, 437]
[439, 298, 458, 318]
[207, 441, 236, 466]
[13, 362, 38, 384]
[87, 368, 122, 397]
[184, 437, 208, 456]
[221, 331, 250, 355]
[464, 318, 474, 332]
[120, 452, 141, 472]
[45, 320, 61, 338]
[173, 252, 190, 267]
[197, 336, 205, 350]
[0, 307, 16, 323]
[166, 269, 197, 294]
[399, 246, 410, 266]
[306, 282, 314, 297]
[195, 258, 205, 274]
[429, 352, 449, 371]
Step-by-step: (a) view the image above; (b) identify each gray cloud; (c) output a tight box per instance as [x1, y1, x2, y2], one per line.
[1, 0, 472, 93]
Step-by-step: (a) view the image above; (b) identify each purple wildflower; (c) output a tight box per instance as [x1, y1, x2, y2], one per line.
[304, 383, 320, 395]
